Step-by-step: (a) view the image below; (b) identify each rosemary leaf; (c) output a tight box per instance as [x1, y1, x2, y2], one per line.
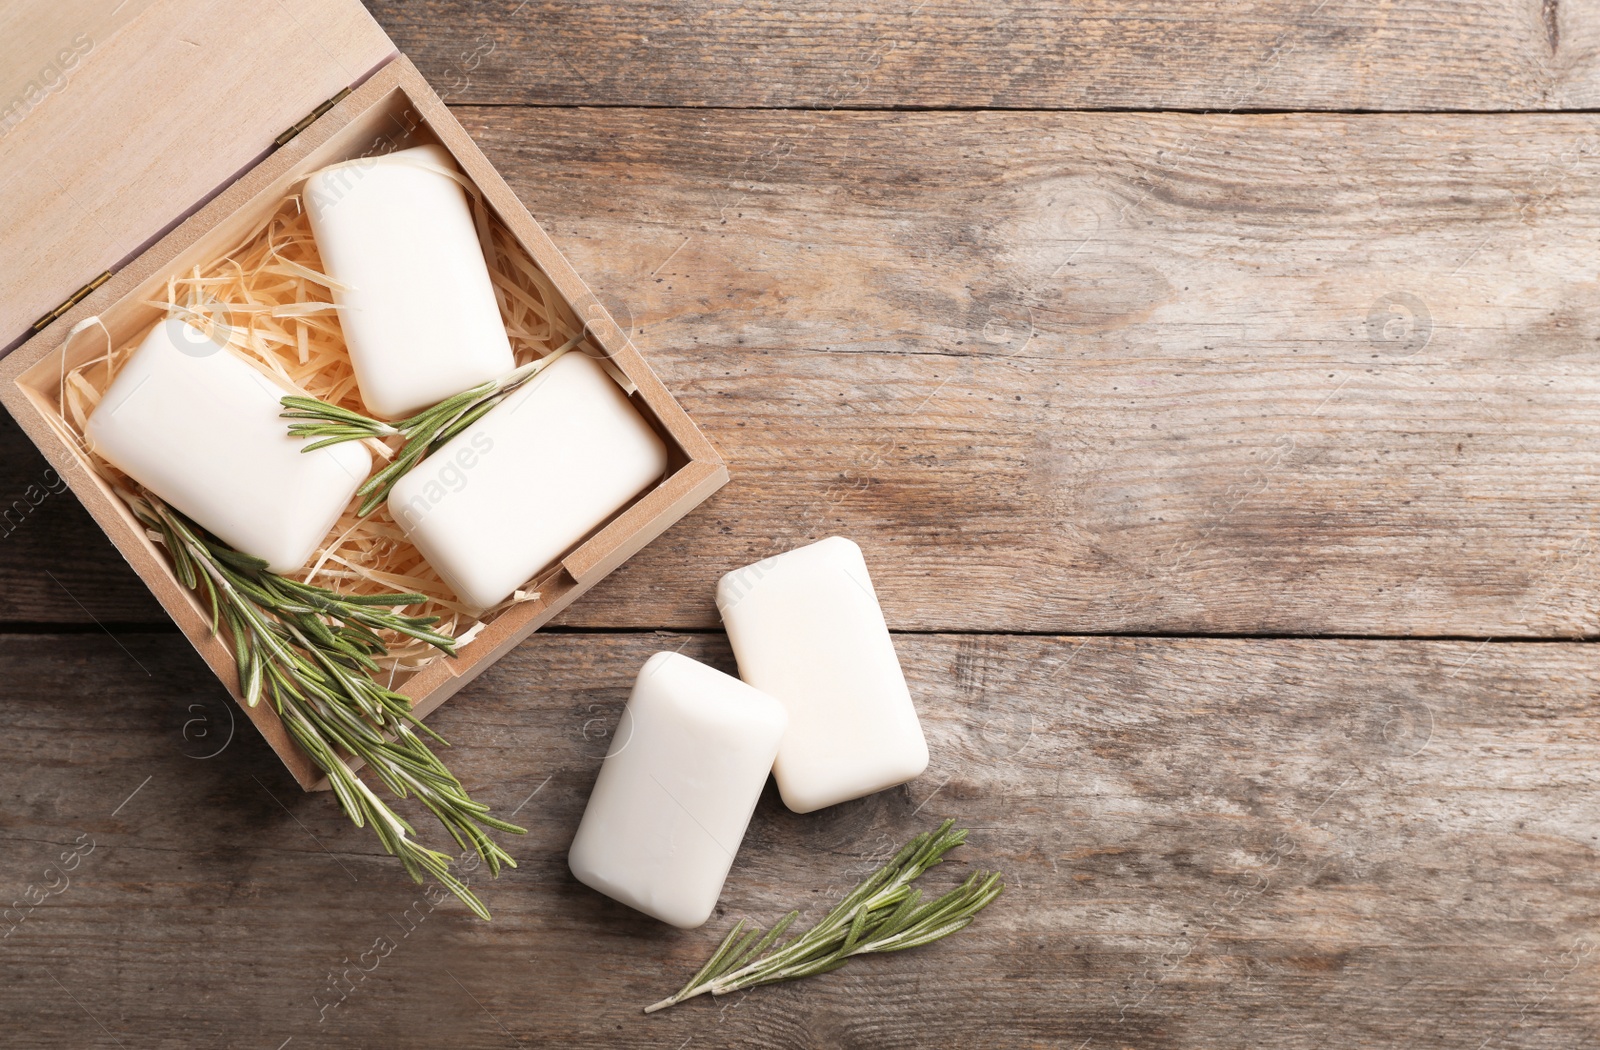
[644, 820, 1003, 1012]
[280, 340, 579, 515]
[127, 490, 522, 919]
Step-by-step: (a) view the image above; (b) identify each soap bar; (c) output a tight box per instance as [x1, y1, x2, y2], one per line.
[305, 144, 515, 419]
[85, 319, 371, 573]
[568, 651, 788, 928]
[387, 351, 668, 611]
[717, 536, 929, 813]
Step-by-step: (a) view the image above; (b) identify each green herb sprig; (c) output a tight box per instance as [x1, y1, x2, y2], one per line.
[129, 491, 522, 919]
[645, 820, 1003, 1012]
[279, 340, 578, 515]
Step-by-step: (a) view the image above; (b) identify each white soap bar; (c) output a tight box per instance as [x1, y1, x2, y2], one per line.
[568, 651, 788, 928]
[387, 351, 668, 611]
[85, 319, 371, 573]
[717, 536, 929, 813]
[305, 144, 515, 419]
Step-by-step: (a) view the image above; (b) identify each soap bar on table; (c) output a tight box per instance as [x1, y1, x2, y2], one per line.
[85, 318, 372, 573]
[567, 651, 788, 928]
[387, 351, 668, 611]
[305, 144, 515, 419]
[717, 536, 929, 813]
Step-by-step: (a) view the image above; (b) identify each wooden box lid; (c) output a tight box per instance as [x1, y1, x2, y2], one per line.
[0, 0, 395, 355]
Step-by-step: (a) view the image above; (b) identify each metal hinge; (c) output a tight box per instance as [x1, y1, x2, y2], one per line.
[30, 271, 112, 334]
[273, 87, 352, 148]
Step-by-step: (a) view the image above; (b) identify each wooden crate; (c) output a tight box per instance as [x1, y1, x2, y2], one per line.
[0, 3, 726, 789]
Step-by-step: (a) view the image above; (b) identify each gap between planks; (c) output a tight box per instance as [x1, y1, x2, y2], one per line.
[0, 623, 1594, 644]
[448, 102, 1600, 116]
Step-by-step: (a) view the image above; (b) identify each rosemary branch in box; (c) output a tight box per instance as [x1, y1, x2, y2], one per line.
[279, 339, 578, 515]
[127, 490, 522, 920]
[645, 820, 1004, 1012]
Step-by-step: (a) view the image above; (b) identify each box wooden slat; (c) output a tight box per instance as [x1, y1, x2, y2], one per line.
[0, 0, 396, 354]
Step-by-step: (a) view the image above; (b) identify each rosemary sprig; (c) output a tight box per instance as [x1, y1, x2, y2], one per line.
[280, 340, 578, 515]
[645, 820, 1004, 1012]
[127, 490, 523, 919]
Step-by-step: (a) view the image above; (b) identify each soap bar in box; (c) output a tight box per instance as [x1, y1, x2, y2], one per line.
[717, 536, 929, 813]
[85, 319, 372, 573]
[568, 651, 788, 928]
[388, 351, 669, 611]
[305, 144, 515, 420]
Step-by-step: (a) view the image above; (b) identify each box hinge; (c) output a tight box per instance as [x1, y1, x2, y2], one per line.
[273, 87, 352, 148]
[30, 271, 113, 334]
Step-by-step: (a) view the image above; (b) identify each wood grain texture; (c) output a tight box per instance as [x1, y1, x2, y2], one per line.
[363, 0, 1600, 111]
[440, 107, 1600, 638]
[0, 630, 1594, 1048]
[7, 109, 1599, 637]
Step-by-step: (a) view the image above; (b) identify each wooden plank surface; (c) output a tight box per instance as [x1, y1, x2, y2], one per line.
[5, 4, 1598, 1048]
[1, 631, 1595, 1048]
[368, 0, 1600, 111]
[5, 110, 1600, 637]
